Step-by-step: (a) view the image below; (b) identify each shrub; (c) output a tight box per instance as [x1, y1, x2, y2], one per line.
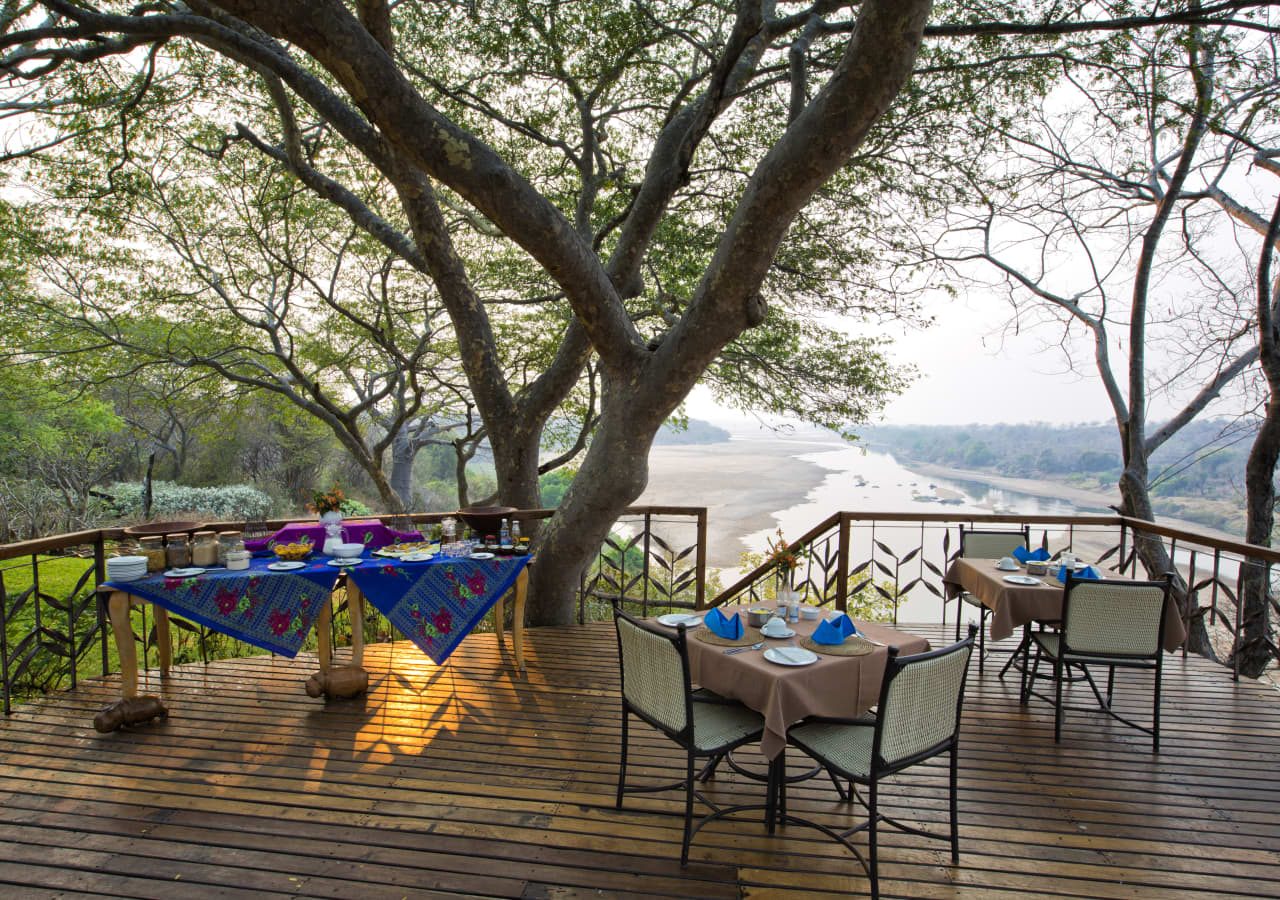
[104, 481, 273, 521]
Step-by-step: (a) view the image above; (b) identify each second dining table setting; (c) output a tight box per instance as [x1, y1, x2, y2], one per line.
[943, 555, 1187, 651]
[652, 603, 930, 829]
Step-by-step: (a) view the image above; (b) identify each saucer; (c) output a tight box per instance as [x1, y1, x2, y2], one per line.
[761, 627, 796, 639]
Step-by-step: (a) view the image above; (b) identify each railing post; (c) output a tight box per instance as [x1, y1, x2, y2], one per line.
[95, 530, 108, 677]
[642, 511, 652, 617]
[0, 568, 9, 715]
[836, 513, 850, 613]
[695, 508, 707, 611]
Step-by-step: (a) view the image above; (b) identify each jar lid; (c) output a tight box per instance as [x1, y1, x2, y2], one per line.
[164, 533, 188, 541]
[218, 530, 242, 538]
[193, 530, 217, 538]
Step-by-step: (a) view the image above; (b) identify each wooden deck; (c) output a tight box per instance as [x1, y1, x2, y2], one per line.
[0, 623, 1276, 898]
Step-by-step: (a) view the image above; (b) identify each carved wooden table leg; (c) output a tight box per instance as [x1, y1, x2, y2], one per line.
[512, 567, 527, 671]
[108, 590, 138, 700]
[347, 581, 365, 668]
[316, 595, 333, 675]
[154, 606, 171, 678]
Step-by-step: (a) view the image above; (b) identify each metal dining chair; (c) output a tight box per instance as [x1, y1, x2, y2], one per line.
[785, 625, 977, 900]
[956, 525, 1029, 674]
[612, 607, 766, 865]
[1021, 572, 1172, 751]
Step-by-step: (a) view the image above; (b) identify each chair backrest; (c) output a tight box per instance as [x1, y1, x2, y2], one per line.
[959, 526, 1029, 560]
[874, 625, 976, 768]
[613, 607, 691, 736]
[1061, 575, 1170, 658]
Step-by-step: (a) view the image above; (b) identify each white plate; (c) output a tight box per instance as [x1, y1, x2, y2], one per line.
[267, 561, 306, 572]
[657, 613, 703, 628]
[326, 558, 363, 567]
[1003, 575, 1042, 586]
[373, 548, 404, 557]
[993, 563, 1020, 571]
[163, 568, 206, 577]
[400, 551, 433, 562]
[470, 552, 495, 560]
[761, 627, 796, 639]
[763, 647, 819, 666]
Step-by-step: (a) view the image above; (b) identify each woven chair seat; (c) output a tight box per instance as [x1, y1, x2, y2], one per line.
[1030, 633, 1158, 667]
[692, 701, 766, 752]
[789, 719, 875, 778]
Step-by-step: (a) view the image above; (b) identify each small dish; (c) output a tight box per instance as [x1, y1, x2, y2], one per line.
[657, 613, 703, 628]
[400, 551, 433, 562]
[470, 552, 495, 560]
[763, 647, 819, 666]
[761, 625, 796, 639]
[163, 567, 206, 578]
[326, 558, 363, 567]
[267, 561, 306, 572]
[1002, 574, 1041, 586]
[373, 547, 404, 558]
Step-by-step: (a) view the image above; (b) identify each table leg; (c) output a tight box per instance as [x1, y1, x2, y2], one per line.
[154, 606, 171, 677]
[316, 595, 333, 674]
[512, 567, 527, 671]
[108, 591, 137, 701]
[493, 593, 505, 646]
[347, 582, 366, 668]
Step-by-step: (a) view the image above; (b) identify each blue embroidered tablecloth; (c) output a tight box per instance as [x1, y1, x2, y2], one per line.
[349, 554, 531, 664]
[103, 559, 339, 657]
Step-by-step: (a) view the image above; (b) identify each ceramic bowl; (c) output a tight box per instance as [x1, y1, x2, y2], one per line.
[799, 605, 822, 620]
[331, 542, 366, 559]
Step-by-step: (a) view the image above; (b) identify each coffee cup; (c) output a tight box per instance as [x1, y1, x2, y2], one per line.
[761, 617, 788, 637]
[996, 557, 1018, 571]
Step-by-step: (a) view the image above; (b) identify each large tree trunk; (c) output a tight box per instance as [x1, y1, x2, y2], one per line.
[388, 433, 416, 510]
[1236, 399, 1280, 677]
[525, 401, 655, 626]
[1118, 461, 1214, 657]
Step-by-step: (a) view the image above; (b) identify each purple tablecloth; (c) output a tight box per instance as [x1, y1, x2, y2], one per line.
[243, 519, 421, 553]
[103, 558, 339, 657]
[349, 554, 531, 664]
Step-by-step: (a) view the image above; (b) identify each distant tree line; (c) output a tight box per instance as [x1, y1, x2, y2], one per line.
[864, 419, 1257, 507]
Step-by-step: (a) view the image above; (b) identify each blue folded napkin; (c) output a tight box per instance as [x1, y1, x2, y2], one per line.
[811, 613, 858, 645]
[1058, 564, 1101, 583]
[1013, 546, 1050, 563]
[704, 606, 743, 640]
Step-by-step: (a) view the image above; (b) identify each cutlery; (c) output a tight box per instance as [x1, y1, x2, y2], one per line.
[725, 642, 764, 655]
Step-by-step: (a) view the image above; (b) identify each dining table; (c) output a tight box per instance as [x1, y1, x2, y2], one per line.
[656, 610, 930, 833]
[101, 549, 530, 710]
[942, 557, 1187, 651]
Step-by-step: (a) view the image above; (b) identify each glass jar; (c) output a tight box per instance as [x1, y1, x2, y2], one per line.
[218, 531, 242, 566]
[139, 536, 166, 572]
[191, 531, 219, 567]
[165, 534, 191, 568]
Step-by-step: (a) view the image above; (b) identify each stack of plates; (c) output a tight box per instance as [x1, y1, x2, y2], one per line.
[107, 555, 149, 582]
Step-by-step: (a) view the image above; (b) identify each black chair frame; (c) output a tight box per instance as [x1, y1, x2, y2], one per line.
[612, 607, 766, 865]
[782, 625, 978, 900]
[1020, 573, 1172, 751]
[956, 525, 1030, 675]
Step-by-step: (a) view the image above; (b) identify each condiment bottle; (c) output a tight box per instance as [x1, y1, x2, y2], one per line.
[139, 536, 166, 572]
[165, 534, 191, 568]
[191, 531, 219, 567]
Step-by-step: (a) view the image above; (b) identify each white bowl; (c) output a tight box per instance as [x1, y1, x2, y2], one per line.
[799, 605, 821, 620]
[331, 542, 366, 559]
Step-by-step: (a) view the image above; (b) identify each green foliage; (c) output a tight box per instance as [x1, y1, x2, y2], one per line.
[104, 481, 273, 521]
[538, 468, 575, 507]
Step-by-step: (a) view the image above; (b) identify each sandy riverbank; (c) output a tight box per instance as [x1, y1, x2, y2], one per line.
[638, 438, 838, 567]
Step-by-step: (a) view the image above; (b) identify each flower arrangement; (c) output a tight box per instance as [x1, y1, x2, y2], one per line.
[308, 485, 346, 515]
[766, 529, 801, 581]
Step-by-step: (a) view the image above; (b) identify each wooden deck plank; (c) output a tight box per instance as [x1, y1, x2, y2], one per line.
[0, 623, 1277, 898]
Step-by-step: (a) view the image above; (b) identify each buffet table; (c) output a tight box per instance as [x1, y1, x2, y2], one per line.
[102, 551, 530, 705]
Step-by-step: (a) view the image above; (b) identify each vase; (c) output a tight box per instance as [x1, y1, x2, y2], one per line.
[319, 510, 343, 526]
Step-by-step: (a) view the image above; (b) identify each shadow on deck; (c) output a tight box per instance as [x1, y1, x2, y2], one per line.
[0, 623, 1276, 897]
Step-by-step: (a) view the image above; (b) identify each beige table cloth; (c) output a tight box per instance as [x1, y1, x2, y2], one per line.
[943, 557, 1186, 651]
[663, 615, 930, 759]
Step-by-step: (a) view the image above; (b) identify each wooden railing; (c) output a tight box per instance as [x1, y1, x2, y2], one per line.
[712, 511, 1280, 679]
[0, 507, 708, 712]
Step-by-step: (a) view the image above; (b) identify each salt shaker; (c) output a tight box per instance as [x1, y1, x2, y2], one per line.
[788, 598, 800, 624]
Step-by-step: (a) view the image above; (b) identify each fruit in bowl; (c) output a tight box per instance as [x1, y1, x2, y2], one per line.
[273, 542, 313, 561]
[331, 542, 366, 560]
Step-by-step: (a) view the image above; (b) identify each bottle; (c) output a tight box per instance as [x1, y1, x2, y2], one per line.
[511, 519, 521, 543]
[499, 518, 511, 547]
